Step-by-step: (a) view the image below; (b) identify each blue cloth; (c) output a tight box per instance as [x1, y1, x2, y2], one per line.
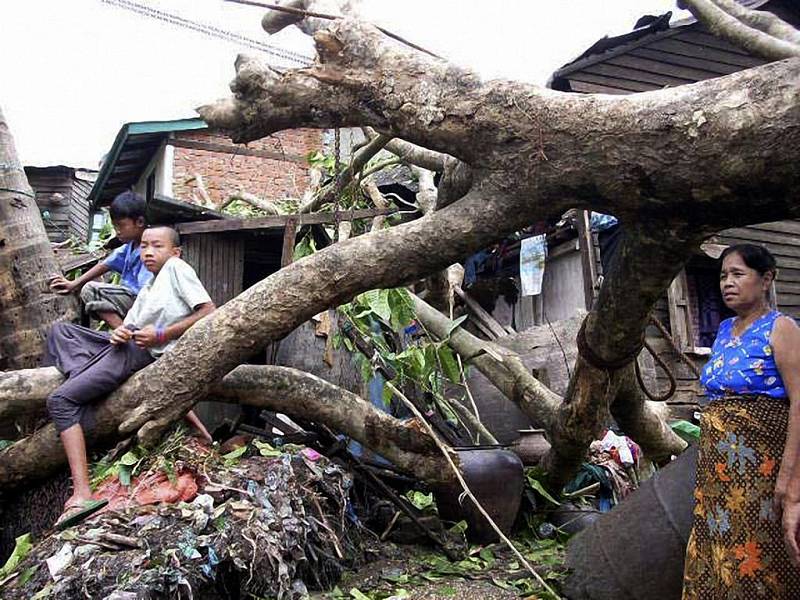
[102, 241, 153, 295]
[701, 310, 787, 400]
[590, 212, 619, 232]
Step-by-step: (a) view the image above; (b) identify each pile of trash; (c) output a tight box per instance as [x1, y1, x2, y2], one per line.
[0, 431, 362, 599]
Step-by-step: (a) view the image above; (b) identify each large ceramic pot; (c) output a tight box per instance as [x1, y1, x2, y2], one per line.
[509, 429, 551, 466]
[432, 447, 524, 544]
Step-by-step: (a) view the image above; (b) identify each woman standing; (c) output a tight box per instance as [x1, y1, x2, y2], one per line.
[682, 244, 800, 598]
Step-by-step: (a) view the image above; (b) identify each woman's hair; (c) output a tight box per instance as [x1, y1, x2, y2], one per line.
[720, 243, 777, 276]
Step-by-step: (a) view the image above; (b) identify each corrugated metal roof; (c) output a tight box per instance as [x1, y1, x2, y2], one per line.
[88, 118, 207, 209]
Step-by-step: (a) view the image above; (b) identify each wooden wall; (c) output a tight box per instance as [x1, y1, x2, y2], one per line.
[711, 221, 800, 319]
[25, 167, 74, 242]
[181, 232, 244, 308]
[69, 172, 94, 243]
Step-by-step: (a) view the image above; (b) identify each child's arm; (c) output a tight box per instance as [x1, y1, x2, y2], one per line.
[132, 302, 215, 348]
[50, 262, 110, 294]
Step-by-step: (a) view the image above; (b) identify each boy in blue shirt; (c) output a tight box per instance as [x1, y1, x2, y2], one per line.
[50, 191, 152, 328]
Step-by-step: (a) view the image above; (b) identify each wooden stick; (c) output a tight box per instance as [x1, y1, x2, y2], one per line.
[385, 381, 561, 598]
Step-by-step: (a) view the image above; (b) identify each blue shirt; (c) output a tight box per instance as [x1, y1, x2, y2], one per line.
[102, 241, 153, 295]
[700, 310, 787, 400]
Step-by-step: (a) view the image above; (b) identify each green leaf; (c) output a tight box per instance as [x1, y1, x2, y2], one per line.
[387, 288, 415, 331]
[671, 419, 701, 442]
[119, 464, 132, 487]
[405, 490, 435, 511]
[119, 451, 139, 467]
[222, 444, 248, 466]
[360, 289, 392, 323]
[0, 533, 32, 578]
[437, 344, 461, 384]
[381, 384, 394, 408]
[525, 472, 561, 506]
[448, 520, 468, 535]
[349, 588, 371, 600]
[253, 439, 282, 458]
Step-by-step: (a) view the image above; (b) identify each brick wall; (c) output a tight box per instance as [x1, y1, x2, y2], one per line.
[171, 128, 323, 205]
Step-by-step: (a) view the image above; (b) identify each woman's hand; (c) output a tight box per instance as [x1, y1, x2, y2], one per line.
[783, 496, 800, 567]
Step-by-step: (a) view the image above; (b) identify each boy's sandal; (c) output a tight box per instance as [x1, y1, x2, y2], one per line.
[54, 498, 109, 531]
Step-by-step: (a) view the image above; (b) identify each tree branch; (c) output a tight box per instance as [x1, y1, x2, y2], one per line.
[298, 133, 392, 213]
[0, 365, 448, 489]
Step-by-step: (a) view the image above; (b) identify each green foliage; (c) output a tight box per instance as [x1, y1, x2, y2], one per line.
[293, 232, 318, 260]
[0, 533, 32, 579]
[671, 419, 701, 442]
[405, 490, 435, 512]
[524, 467, 561, 507]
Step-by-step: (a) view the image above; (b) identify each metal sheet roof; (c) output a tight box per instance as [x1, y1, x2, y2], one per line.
[88, 118, 207, 209]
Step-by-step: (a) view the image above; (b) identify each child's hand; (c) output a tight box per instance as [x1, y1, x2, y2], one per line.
[110, 326, 133, 345]
[49, 275, 75, 294]
[132, 326, 159, 349]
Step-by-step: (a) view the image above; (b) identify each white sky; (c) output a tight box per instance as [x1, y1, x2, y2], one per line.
[2, 0, 688, 169]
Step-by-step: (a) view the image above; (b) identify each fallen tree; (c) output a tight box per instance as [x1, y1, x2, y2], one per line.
[2, 0, 800, 492]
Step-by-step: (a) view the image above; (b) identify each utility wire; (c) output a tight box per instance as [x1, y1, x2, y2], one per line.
[100, 0, 312, 66]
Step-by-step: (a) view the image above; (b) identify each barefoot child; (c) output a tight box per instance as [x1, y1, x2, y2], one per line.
[46, 225, 215, 529]
[49, 191, 153, 328]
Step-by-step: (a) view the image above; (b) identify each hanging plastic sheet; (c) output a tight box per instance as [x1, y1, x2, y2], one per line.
[519, 234, 547, 296]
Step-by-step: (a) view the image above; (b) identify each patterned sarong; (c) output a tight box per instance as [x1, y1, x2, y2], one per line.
[682, 396, 800, 598]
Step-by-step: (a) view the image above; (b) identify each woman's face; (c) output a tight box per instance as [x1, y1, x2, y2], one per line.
[719, 251, 772, 312]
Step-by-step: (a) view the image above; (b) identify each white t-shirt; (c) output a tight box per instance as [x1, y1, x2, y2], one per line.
[123, 257, 212, 357]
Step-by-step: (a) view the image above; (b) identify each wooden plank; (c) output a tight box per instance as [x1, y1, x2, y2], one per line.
[567, 73, 656, 93]
[716, 228, 800, 249]
[584, 62, 694, 88]
[281, 218, 298, 267]
[647, 38, 763, 68]
[573, 210, 598, 310]
[675, 30, 764, 57]
[454, 285, 509, 339]
[628, 47, 742, 76]
[171, 137, 308, 165]
[667, 269, 694, 350]
[746, 221, 800, 236]
[176, 207, 396, 235]
[567, 81, 630, 95]
[606, 54, 721, 82]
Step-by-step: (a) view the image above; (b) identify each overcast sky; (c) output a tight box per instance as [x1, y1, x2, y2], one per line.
[2, 0, 688, 169]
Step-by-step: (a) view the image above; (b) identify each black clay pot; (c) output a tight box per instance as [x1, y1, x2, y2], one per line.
[432, 447, 524, 544]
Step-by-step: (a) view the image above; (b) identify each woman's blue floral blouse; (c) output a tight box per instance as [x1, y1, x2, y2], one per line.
[700, 310, 787, 399]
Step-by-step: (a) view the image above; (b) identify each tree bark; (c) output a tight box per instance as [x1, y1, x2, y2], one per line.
[0, 107, 78, 370]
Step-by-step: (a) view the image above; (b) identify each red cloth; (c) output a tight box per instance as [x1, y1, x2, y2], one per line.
[94, 469, 199, 513]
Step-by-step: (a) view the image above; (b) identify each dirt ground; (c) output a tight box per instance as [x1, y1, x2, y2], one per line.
[311, 535, 565, 600]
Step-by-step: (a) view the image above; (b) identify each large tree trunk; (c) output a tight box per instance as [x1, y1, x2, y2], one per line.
[2, 11, 800, 492]
[0, 107, 77, 369]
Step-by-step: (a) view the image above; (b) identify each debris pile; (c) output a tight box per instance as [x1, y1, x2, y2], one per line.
[0, 433, 361, 599]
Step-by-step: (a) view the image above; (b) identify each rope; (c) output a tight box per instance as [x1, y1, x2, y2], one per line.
[576, 319, 642, 370]
[576, 315, 679, 402]
[635, 339, 677, 402]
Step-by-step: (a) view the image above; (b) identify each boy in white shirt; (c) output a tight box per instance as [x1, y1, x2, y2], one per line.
[45, 226, 215, 528]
